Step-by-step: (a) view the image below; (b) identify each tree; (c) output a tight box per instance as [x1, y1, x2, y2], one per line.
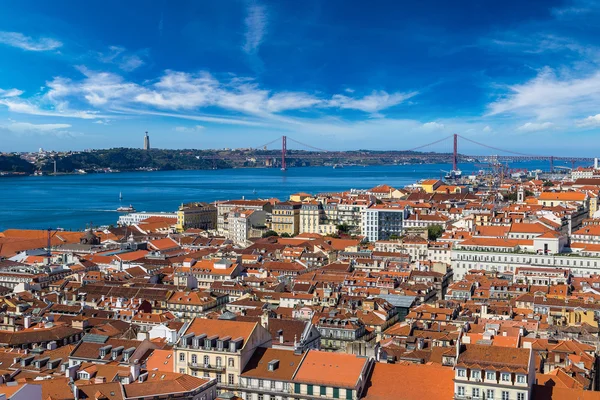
[543, 180, 554, 187]
[427, 225, 444, 241]
[336, 223, 350, 234]
[262, 230, 278, 238]
[280, 232, 291, 238]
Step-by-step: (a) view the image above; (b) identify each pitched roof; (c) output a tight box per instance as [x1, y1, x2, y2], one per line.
[292, 350, 367, 388]
[362, 362, 454, 400]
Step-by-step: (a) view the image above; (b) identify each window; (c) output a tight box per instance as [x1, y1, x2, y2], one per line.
[457, 386, 465, 396]
[259, 379, 264, 388]
[487, 390, 494, 399]
[179, 368, 185, 374]
[502, 391, 509, 400]
[191, 354, 197, 364]
[229, 358, 235, 367]
[517, 375, 526, 383]
[346, 389, 353, 400]
[517, 393, 526, 400]
[258, 395, 263, 400]
[307, 384, 313, 395]
[217, 374, 222, 383]
[457, 369, 466, 377]
[321, 386, 327, 396]
[472, 388, 480, 398]
[472, 370, 480, 379]
[216, 357, 222, 367]
[204, 355, 210, 366]
[333, 387, 339, 398]
[486, 371, 495, 380]
[295, 383, 301, 394]
[179, 353, 185, 362]
[228, 374, 234, 385]
[501, 373, 510, 382]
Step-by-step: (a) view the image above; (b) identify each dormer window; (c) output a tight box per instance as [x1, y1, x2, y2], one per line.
[457, 369, 466, 377]
[501, 373, 510, 382]
[471, 370, 480, 380]
[486, 371, 495, 380]
[517, 375, 526, 383]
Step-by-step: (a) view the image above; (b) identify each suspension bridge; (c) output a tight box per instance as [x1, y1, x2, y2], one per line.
[203, 134, 595, 172]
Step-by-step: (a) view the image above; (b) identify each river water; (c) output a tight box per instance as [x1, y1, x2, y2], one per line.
[0, 160, 578, 231]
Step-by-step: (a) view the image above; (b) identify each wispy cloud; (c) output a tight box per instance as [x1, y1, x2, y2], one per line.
[243, 2, 267, 55]
[98, 46, 146, 71]
[0, 88, 23, 98]
[517, 121, 554, 132]
[0, 31, 62, 51]
[487, 67, 600, 119]
[174, 125, 205, 132]
[1, 120, 79, 138]
[329, 91, 418, 114]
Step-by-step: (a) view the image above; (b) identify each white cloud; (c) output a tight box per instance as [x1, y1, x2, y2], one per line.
[517, 121, 554, 132]
[483, 125, 492, 133]
[421, 121, 445, 131]
[0, 31, 62, 51]
[98, 46, 145, 72]
[174, 125, 205, 132]
[487, 67, 600, 119]
[329, 90, 417, 113]
[243, 3, 267, 54]
[0, 88, 23, 98]
[0, 67, 418, 127]
[6, 121, 71, 133]
[576, 114, 600, 127]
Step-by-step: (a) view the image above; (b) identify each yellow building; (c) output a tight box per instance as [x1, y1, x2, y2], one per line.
[289, 192, 313, 202]
[174, 318, 271, 390]
[176, 202, 217, 232]
[272, 202, 301, 236]
[420, 179, 442, 194]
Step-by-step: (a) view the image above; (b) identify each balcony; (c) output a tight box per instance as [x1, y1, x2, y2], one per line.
[188, 362, 225, 372]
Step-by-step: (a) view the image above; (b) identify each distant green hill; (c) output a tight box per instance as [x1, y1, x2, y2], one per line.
[42, 148, 230, 173]
[0, 155, 35, 173]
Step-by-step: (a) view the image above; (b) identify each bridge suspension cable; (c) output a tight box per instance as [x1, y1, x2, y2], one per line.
[255, 137, 282, 150]
[457, 134, 542, 157]
[402, 135, 452, 153]
[286, 137, 330, 152]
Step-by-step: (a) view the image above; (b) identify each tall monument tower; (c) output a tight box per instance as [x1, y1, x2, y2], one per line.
[143, 131, 150, 150]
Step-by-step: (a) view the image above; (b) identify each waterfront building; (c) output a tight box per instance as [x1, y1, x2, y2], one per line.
[299, 201, 337, 235]
[118, 212, 177, 226]
[176, 202, 217, 232]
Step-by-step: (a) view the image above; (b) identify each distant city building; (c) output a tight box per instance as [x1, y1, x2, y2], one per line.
[143, 131, 150, 150]
[176, 202, 217, 232]
[118, 212, 177, 226]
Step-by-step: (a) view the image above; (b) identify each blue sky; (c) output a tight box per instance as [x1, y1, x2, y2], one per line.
[1, 0, 600, 155]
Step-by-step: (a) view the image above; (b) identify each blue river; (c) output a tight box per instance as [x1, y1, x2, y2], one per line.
[0, 160, 583, 231]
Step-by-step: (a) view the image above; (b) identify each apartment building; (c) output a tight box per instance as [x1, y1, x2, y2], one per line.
[217, 200, 273, 236]
[271, 202, 301, 236]
[237, 349, 371, 400]
[454, 344, 534, 400]
[452, 237, 600, 280]
[227, 209, 267, 246]
[176, 202, 217, 232]
[361, 204, 408, 242]
[174, 318, 271, 390]
[300, 201, 337, 235]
